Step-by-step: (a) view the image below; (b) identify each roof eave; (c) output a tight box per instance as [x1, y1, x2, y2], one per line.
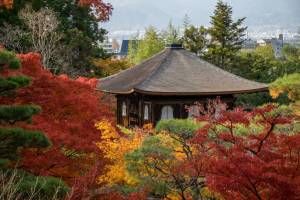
[98, 86, 269, 96]
[134, 87, 269, 96]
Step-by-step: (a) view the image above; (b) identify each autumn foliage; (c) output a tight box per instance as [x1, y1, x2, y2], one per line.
[93, 58, 131, 77]
[2, 50, 299, 200]
[190, 104, 300, 200]
[0, 0, 13, 9]
[96, 102, 300, 200]
[78, 0, 113, 21]
[95, 121, 148, 187]
[0, 0, 112, 21]
[0, 52, 113, 193]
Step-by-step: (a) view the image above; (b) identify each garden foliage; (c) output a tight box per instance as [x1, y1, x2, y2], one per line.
[96, 103, 300, 200]
[0, 48, 68, 199]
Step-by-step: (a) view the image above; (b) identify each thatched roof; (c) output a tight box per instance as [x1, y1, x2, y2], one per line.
[97, 46, 268, 96]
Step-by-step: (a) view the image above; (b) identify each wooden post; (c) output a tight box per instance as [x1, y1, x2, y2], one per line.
[138, 98, 143, 127]
[179, 103, 183, 118]
[151, 103, 156, 125]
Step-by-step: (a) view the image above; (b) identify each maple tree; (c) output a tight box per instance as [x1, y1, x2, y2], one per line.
[94, 121, 155, 200]
[97, 99, 300, 200]
[95, 121, 147, 187]
[0, 51, 113, 197]
[190, 103, 300, 200]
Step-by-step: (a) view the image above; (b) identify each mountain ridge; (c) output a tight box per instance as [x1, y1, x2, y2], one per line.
[103, 0, 300, 32]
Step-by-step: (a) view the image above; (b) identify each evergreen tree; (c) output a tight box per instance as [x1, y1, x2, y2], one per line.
[205, 0, 247, 70]
[182, 14, 191, 30]
[183, 25, 208, 56]
[128, 26, 164, 65]
[163, 20, 180, 44]
[281, 44, 300, 61]
[0, 49, 50, 166]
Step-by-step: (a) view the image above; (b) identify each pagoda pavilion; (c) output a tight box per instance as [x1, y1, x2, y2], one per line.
[97, 44, 268, 127]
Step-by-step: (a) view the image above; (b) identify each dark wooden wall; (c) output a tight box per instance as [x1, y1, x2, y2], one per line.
[116, 93, 235, 127]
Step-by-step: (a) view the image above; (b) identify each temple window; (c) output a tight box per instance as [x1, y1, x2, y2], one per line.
[144, 105, 149, 120]
[122, 102, 127, 116]
[161, 105, 174, 120]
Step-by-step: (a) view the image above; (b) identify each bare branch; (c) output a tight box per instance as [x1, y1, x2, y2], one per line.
[19, 6, 65, 70]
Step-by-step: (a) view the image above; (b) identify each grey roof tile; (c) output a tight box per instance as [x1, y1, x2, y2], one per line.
[97, 48, 268, 95]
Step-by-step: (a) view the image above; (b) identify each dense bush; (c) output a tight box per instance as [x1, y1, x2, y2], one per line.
[156, 119, 204, 139]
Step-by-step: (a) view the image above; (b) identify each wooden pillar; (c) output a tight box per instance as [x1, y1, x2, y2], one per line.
[179, 103, 183, 119]
[116, 96, 121, 124]
[151, 103, 156, 125]
[138, 98, 143, 127]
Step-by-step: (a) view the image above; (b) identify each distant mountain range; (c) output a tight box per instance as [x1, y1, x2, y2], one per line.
[103, 0, 300, 34]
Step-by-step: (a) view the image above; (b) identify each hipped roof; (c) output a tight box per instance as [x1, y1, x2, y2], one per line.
[97, 47, 268, 96]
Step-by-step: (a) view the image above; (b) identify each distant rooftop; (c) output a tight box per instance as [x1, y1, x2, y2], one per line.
[116, 40, 138, 56]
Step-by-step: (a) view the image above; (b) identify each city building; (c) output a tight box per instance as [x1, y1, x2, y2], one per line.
[99, 37, 120, 54]
[115, 39, 138, 59]
[257, 34, 284, 58]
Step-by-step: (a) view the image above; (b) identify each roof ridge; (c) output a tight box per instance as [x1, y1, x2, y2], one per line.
[135, 48, 172, 90]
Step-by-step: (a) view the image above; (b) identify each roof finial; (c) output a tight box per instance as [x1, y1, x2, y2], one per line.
[165, 43, 183, 49]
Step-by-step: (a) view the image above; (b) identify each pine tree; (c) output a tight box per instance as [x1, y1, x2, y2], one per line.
[183, 25, 208, 56]
[182, 14, 191, 30]
[205, 0, 247, 70]
[128, 26, 164, 65]
[163, 20, 180, 44]
[0, 48, 50, 167]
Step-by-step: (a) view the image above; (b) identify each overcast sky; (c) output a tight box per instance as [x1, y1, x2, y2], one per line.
[104, 0, 300, 32]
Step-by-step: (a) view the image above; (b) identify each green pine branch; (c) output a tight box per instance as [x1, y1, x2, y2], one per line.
[0, 127, 50, 163]
[0, 105, 41, 124]
[0, 76, 31, 96]
[0, 50, 21, 70]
